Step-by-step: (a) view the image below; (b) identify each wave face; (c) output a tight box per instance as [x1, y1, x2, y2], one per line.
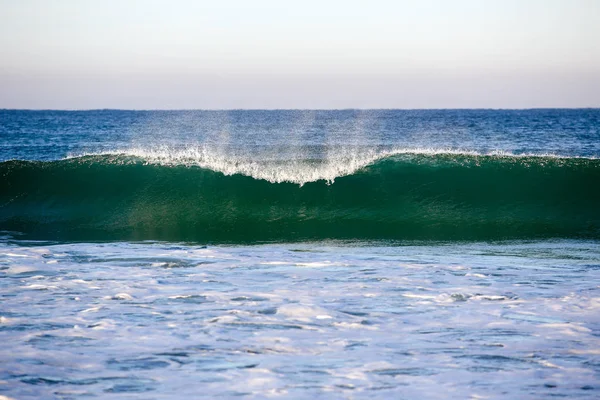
[1, 152, 599, 242]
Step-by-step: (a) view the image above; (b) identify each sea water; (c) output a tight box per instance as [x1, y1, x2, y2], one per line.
[1, 109, 599, 398]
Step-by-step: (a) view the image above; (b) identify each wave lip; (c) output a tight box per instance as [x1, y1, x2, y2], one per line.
[1, 151, 600, 243]
[66, 146, 598, 185]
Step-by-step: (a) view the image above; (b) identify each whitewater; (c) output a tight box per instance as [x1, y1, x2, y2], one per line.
[65, 146, 596, 185]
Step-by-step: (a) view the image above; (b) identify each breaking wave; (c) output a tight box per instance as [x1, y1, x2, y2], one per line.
[1, 149, 599, 242]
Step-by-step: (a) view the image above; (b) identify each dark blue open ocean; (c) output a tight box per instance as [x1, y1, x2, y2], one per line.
[1, 109, 599, 398]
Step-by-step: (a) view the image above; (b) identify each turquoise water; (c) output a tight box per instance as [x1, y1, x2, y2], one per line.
[1, 109, 599, 398]
[2, 153, 599, 242]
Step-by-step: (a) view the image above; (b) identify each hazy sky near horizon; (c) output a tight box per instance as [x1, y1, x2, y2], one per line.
[1, 0, 599, 109]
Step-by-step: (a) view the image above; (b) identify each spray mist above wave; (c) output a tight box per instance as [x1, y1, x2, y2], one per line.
[66, 146, 597, 185]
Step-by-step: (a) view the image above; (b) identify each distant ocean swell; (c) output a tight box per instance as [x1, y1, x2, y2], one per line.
[1, 152, 599, 242]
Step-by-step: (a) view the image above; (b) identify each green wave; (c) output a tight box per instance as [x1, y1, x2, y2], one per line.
[1, 153, 599, 243]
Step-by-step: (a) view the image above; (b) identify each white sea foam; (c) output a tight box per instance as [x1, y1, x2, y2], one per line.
[66, 146, 594, 185]
[276, 304, 332, 320]
[108, 293, 134, 301]
[6, 266, 39, 274]
[2, 240, 599, 399]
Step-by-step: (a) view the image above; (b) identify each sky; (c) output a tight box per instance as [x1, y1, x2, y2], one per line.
[0, 0, 599, 109]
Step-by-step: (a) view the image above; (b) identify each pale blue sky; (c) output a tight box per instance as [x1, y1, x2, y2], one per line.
[1, 0, 598, 109]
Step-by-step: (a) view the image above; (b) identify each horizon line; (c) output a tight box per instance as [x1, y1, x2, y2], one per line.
[2, 107, 600, 112]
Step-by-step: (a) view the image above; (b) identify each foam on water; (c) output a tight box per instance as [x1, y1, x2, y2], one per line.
[1, 239, 599, 398]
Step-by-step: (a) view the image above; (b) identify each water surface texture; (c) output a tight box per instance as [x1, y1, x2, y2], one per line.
[1, 109, 599, 399]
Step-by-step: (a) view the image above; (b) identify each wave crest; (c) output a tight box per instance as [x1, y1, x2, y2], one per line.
[2, 151, 599, 242]
[66, 146, 595, 185]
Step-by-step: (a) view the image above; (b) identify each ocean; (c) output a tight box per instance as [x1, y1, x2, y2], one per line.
[1, 109, 599, 399]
